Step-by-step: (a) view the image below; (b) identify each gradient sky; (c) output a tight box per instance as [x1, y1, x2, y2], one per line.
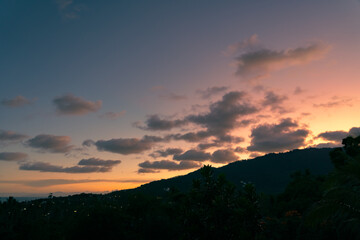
[1, 0, 360, 196]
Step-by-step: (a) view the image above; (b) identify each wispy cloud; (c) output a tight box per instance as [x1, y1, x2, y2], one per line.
[231, 36, 330, 80]
[99, 111, 126, 120]
[0, 96, 35, 107]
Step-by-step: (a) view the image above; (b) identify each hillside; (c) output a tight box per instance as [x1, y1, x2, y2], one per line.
[117, 148, 334, 196]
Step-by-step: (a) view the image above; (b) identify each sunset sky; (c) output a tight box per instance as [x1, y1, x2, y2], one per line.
[1, 0, 360, 196]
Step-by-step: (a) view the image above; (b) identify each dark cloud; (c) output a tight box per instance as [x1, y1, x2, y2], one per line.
[234, 41, 330, 80]
[262, 91, 288, 111]
[187, 91, 258, 138]
[311, 142, 342, 148]
[169, 131, 211, 142]
[99, 111, 126, 120]
[138, 160, 201, 172]
[234, 147, 246, 153]
[138, 168, 160, 174]
[197, 142, 220, 150]
[0, 152, 28, 161]
[149, 148, 183, 158]
[173, 149, 211, 161]
[19, 157, 121, 173]
[211, 149, 239, 164]
[53, 94, 102, 115]
[93, 135, 166, 155]
[197, 86, 229, 99]
[25, 134, 73, 153]
[317, 127, 360, 143]
[0, 130, 28, 143]
[78, 158, 121, 167]
[82, 139, 95, 147]
[247, 118, 310, 153]
[139, 114, 187, 131]
[317, 131, 348, 143]
[1, 96, 34, 107]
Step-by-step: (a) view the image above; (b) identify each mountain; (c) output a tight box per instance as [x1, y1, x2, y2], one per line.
[114, 148, 334, 197]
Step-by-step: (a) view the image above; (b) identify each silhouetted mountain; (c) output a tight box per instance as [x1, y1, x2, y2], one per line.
[116, 148, 333, 197]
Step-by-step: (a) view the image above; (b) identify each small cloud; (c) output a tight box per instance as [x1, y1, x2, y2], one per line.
[0, 152, 28, 161]
[99, 111, 126, 120]
[196, 86, 229, 99]
[138, 160, 201, 172]
[137, 114, 188, 131]
[1, 96, 35, 107]
[262, 91, 288, 112]
[223, 34, 259, 56]
[294, 87, 305, 95]
[149, 148, 183, 158]
[317, 127, 360, 143]
[25, 134, 74, 153]
[19, 157, 121, 173]
[0, 130, 28, 143]
[138, 168, 160, 174]
[53, 94, 102, 115]
[211, 149, 239, 164]
[93, 135, 166, 155]
[233, 39, 330, 80]
[247, 118, 310, 153]
[82, 139, 95, 147]
[173, 149, 211, 161]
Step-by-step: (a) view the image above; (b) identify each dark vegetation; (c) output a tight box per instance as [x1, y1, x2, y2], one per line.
[1, 140, 359, 239]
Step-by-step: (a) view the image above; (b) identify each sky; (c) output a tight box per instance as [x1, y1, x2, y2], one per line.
[1, 0, 360, 196]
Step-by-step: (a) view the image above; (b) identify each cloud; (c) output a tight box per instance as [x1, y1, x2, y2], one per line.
[159, 93, 187, 101]
[78, 158, 121, 167]
[25, 134, 73, 153]
[187, 91, 258, 138]
[313, 96, 353, 108]
[82, 139, 95, 147]
[138, 168, 160, 173]
[247, 118, 310, 153]
[0, 152, 28, 161]
[0, 178, 150, 187]
[223, 34, 259, 56]
[196, 86, 229, 99]
[19, 157, 121, 173]
[53, 94, 102, 115]
[317, 127, 360, 143]
[211, 149, 239, 164]
[149, 148, 183, 158]
[138, 160, 201, 172]
[1, 96, 34, 107]
[169, 131, 211, 142]
[99, 111, 126, 120]
[262, 91, 288, 111]
[92, 135, 166, 155]
[139, 114, 187, 131]
[56, 0, 85, 19]
[294, 87, 305, 95]
[234, 40, 330, 80]
[0, 130, 28, 143]
[173, 149, 211, 161]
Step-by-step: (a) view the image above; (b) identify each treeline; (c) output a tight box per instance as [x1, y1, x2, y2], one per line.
[1, 137, 360, 239]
